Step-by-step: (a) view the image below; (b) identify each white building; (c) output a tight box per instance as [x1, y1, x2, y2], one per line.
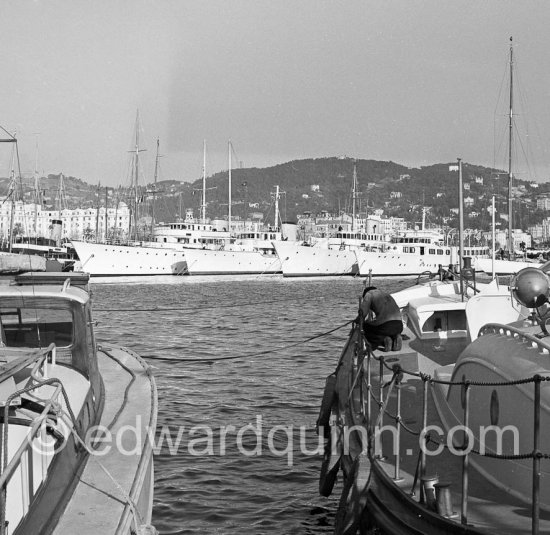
[536, 196, 550, 211]
[0, 199, 131, 243]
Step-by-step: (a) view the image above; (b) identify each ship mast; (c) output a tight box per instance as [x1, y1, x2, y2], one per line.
[201, 140, 207, 223]
[228, 139, 232, 231]
[508, 36, 514, 255]
[151, 137, 160, 236]
[128, 110, 145, 241]
[352, 159, 357, 232]
[8, 147, 16, 253]
[33, 134, 41, 239]
[274, 185, 280, 229]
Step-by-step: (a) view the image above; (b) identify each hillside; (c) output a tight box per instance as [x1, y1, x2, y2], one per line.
[1, 157, 548, 232]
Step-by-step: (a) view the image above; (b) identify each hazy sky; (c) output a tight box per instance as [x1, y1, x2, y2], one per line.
[2, 0, 550, 187]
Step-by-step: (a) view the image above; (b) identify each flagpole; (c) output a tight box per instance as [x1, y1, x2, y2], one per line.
[492, 195, 496, 279]
[458, 158, 464, 299]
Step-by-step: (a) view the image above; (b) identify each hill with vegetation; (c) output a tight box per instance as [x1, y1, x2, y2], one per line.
[1, 157, 549, 232]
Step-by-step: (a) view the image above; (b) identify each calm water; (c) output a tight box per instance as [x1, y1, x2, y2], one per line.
[90, 275, 412, 535]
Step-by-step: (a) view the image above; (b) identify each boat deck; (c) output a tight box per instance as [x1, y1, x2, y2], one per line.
[51, 346, 157, 535]
[369, 327, 550, 534]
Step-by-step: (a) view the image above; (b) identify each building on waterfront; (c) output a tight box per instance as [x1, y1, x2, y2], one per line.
[481, 228, 532, 251]
[0, 198, 131, 243]
[528, 217, 550, 245]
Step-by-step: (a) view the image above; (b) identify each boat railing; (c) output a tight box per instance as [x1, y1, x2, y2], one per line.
[350, 322, 550, 534]
[0, 344, 78, 535]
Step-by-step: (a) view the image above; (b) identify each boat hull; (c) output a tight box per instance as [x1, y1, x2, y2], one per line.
[273, 241, 357, 277]
[355, 250, 449, 277]
[472, 257, 541, 276]
[182, 247, 281, 275]
[71, 240, 187, 276]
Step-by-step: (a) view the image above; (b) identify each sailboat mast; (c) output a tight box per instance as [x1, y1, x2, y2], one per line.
[8, 147, 16, 253]
[33, 134, 40, 238]
[95, 182, 101, 243]
[352, 159, 357, 232]
[458, 158, 464, 297]
[151, 137, 160, 236]
[228, 139, 232, 231]
[274, 185, 280, 229]
[201, 140, 206, 223]
[508, 36, 514, 255]
[133, 116, 140, 241]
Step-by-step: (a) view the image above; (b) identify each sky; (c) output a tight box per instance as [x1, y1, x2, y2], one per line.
[1, 0, 550, 187]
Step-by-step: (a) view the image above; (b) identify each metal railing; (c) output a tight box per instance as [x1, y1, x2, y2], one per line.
[0, 344, 76, 535]
[350, 322, 550, 535]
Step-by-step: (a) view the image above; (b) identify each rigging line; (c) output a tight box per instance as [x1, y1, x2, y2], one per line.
[140, 319, 354, 363]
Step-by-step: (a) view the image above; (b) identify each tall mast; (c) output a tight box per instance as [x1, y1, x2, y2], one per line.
[274, 185, 280, 229]
[33, 134, 41, 238]
[151, 137, 160, 235]
[128, 110, 145, 241]
[508, 36, 514, 255]
[8, 146, 16, 253]
[228, 139, 232, 230]
[57, 172, 66, 219]
[458, 158, 464, 297]
[95, 182, 101, 242]
[201, 140, 206, 223]
[133, 112, 140, 240]
[352, 159, 357, 232]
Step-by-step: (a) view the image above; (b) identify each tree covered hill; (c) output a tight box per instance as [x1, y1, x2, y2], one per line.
[0, 157, 548, 231]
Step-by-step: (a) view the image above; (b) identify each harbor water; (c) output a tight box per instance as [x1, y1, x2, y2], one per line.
[91, 275, 413, 535]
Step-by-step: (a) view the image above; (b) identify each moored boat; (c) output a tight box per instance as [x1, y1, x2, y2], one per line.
[181, 226, 285, 275]
[353, 228, 489, 277]
[273, 239, 360, 277]
[0, 272, 157, 534]
[317, 262, 550, 533]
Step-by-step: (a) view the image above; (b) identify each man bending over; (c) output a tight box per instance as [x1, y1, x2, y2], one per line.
[359, 286, 403, 351]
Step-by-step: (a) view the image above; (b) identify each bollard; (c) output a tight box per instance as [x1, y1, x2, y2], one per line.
[434, 481, 457, 518]
[421, 475, 439, 511]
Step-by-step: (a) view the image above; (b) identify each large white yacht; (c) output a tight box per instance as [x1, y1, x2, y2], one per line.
[72, 209, 232, 276]
[354, 229, 489, 277]
[273, 224, 388, 277]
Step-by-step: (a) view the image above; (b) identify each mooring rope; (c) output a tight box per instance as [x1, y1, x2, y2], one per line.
[141, 319, 354, 363]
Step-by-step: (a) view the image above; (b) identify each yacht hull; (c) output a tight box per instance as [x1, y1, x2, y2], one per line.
[273, 241, 357, 277]
[182, 247, 281, 275]
[472, 257, 542, 276]
[355, 250, 449, 276]
[71, 240, 187, 276]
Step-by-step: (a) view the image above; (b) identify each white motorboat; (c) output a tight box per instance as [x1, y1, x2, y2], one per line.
[0, 272, 157, 534]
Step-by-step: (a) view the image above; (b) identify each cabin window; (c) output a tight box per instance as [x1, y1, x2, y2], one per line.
[437, 249, 443, 255]
[0, 305, 73, 349]
[429, 249, 435, 254]
[422, 310, 467, 333]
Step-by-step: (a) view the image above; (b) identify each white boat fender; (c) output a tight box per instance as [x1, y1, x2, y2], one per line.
[316, 372, 337, 438]
[334, 451, 372, 535]
[319, 430, 342, 497]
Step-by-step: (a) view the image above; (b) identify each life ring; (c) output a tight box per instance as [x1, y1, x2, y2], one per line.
[316, 372, 337, 438]
[319, 427, 342, 497]
[334, 452, 372, 535]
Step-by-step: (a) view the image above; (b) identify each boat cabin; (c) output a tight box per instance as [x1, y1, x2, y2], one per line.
[0, 273, 103, 534]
